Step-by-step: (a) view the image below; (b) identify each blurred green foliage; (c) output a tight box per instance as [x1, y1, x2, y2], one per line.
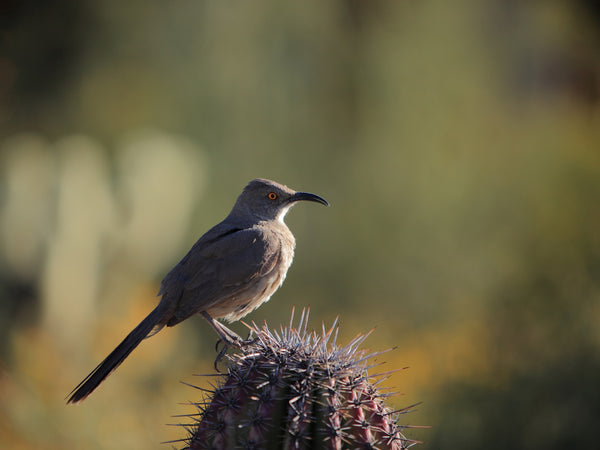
[1, 0, 600, 449]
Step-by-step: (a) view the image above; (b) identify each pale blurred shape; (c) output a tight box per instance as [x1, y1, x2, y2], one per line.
[0, 134, 55, 279]
[42, 136, 116, 347]
[116, 129, 205, 276]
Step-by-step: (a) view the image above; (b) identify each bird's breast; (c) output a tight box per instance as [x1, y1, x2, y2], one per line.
[220, 227, 295, 322]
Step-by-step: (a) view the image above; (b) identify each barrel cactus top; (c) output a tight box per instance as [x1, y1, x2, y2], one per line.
[178, 309, 420, 449]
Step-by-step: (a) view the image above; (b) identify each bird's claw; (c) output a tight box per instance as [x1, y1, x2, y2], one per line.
[213, 345, 228, 372]
[212, 334, 257, 371]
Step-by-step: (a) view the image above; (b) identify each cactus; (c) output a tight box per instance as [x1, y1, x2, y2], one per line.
[176, 309, 419, 449]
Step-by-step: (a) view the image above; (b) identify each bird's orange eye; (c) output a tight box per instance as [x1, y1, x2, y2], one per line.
[268, 192, 277, 200]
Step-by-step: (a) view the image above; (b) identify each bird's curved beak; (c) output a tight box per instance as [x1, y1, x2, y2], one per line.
[290, 191, 329, 207]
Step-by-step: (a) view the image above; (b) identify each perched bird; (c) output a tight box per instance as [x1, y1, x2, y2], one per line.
[67, 178, 328, 403]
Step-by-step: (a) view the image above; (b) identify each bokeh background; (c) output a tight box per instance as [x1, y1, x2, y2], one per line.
[1, 1, 600, 448]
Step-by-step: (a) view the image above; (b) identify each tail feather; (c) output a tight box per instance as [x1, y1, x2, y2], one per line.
[67, 306, 165, 404]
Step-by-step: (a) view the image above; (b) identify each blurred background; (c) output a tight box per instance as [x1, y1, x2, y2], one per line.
[1, 0, 600, 448]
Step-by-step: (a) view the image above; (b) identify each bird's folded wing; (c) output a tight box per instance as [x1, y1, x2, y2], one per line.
[165, 226, 280, 322]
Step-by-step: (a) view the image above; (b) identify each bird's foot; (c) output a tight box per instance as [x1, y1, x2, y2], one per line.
[201, 311, 258, 371]
[213, 344, 228, 371]
[213, 335, 258, 371]
[214, 335, 256, 352]
[211, 334, 239, 372]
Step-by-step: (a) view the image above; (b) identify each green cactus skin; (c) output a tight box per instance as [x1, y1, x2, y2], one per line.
[178, 310, 419, 449]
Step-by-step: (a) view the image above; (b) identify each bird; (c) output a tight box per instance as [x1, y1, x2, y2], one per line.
[67, 178, 328, 403]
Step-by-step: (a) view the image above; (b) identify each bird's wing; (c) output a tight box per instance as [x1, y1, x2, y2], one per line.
[163, 226, 280, 324]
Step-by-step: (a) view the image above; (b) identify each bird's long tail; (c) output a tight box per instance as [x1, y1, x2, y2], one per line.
[67, 305, 166, 404]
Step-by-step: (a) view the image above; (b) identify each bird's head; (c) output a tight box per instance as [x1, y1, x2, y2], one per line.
[230, 178, 329, 223]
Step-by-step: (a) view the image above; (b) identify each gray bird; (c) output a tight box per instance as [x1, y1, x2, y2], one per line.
[67, 178, 328, 403]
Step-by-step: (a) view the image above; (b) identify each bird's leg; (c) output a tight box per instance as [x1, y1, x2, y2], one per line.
[201, 311, 257, 371]
[201, 311, 254, 347]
